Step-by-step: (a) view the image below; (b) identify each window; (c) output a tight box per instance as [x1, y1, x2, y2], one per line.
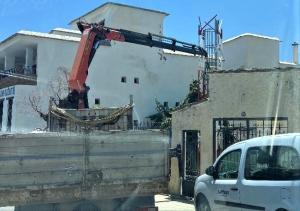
[216, 149, 241, 179]
[175, 102, 180, 107]
[245, 146, 300, 180]
[95, 98, 100, 105]
[134, 77, 139, 84]
[121, 76, 126, 83]
[6, 97, 13, 132]
[163, 102, 168, 108]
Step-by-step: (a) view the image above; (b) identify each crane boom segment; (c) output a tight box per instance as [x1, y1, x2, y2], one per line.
[64, 21, 207, 109]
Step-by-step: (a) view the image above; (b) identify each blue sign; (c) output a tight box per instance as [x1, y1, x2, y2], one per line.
[0, 87, 15, 98]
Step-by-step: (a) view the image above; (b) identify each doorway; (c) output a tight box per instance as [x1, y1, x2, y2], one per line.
[182, 130, 200, 197]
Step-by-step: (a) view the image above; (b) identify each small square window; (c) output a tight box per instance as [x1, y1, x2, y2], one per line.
[163, 102, 168, 108]
[121, 76, 126, 83]
[175, 102, 180, 107]
[134, 77, 139, 84]
[95, 98, 100, 105]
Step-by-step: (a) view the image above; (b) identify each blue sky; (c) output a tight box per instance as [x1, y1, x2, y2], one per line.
[0, 0, 298, 61]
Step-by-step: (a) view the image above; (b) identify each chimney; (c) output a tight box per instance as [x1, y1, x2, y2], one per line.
[292, 42, 299, 64]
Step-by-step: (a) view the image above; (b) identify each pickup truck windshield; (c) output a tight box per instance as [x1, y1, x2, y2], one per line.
[245, 146, 300, 180]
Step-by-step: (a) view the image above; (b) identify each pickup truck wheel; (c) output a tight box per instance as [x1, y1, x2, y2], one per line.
[196, 195, 211, 211]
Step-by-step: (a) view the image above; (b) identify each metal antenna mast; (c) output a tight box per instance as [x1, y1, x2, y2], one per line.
[197, 15, 224, 101]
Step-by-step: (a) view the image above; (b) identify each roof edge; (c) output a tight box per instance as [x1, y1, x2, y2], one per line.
[50, 28, 81, 34]
[68, 2, 169, 25]
[223, 33, 280, 44]
[0, 30, 80, 47]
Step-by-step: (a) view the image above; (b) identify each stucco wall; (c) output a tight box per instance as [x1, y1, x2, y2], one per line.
[69, 4, 166, 35]
[14, 85, 46, 132]
[223, 35, 279, 70]
[86, 43, 198, 120]
[170, 68, 300, 194]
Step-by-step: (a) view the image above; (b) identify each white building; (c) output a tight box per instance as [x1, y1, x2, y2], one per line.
[222, 33, 297, 70]
[0, 2, 202, 132]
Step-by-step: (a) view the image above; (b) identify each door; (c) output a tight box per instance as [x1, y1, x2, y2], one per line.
[212, 149, 242, 211]
[182, 130, 200, 197]
[240, 145, 299, 211]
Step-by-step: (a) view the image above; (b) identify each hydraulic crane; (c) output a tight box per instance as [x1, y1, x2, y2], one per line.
[61, 20, 207, 109]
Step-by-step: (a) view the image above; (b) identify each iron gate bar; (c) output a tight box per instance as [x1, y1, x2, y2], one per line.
[212, 117, 288, 161]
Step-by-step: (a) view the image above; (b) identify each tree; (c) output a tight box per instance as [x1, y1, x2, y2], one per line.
[148, 80, 202, 130]
[182, 80, 200, 105]
[28, 67, 69, 122]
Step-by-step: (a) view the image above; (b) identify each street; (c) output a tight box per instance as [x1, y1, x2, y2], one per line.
[155, 194, 194, 211]
[0, 195, 194, 211]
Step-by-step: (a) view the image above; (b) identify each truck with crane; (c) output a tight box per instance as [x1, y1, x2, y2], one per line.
[0, 21, 207, 211]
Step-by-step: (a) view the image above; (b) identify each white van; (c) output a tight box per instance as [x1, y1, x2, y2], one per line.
[194, 133, 300, 211]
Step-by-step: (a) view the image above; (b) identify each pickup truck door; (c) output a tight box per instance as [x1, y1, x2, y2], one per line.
[212, 149, 242, 211]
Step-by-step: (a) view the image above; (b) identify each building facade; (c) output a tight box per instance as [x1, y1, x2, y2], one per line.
[0, 2, 202, 132]
[169, 33, 300, 196]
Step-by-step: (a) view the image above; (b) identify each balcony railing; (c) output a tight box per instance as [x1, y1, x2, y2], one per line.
[0, 65, 36, 78]
[0, 65, 37, 88]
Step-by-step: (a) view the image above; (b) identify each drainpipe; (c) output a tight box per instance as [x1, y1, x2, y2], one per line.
[292, 42, 299, 64]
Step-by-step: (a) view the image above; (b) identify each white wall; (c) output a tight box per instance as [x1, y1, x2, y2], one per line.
[0, 85, 48, 133]
[85, 41, 199, 122]
[69, 4, 166, 35]
[223, 35, 280, 70]
[14, 85, 46, 132]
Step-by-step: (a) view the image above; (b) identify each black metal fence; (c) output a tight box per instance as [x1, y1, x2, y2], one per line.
[213, 117, 288, 159]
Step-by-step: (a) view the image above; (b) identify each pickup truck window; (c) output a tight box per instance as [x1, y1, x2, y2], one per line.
[216, 149, 241, 179]
[245, 146, 300, 180]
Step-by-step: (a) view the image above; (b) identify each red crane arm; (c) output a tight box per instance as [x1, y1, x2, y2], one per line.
[68, 23, 125, 92]
[68, 28, 96, 92]
[64, 20, 207, 109]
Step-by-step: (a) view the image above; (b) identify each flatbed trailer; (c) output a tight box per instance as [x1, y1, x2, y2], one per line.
[0, 130, 169, 211]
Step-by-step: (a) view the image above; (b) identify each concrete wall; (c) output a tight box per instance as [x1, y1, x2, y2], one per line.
[170, 68, 300, 194]
[0, 131, 169, 207]
[223, 34, 280, 70]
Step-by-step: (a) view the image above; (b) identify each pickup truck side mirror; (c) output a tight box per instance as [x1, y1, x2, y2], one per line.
[205, 166, 217, 179]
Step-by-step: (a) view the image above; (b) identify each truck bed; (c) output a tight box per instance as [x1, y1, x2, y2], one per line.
[0, 130, 169, 206]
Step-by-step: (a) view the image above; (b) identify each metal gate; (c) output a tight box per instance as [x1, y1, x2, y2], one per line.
[182, 130, 200, 197]
[213, 117, 288, 159]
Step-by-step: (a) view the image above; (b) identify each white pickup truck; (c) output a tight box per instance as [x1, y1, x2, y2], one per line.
[194, 133, 300, 211]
